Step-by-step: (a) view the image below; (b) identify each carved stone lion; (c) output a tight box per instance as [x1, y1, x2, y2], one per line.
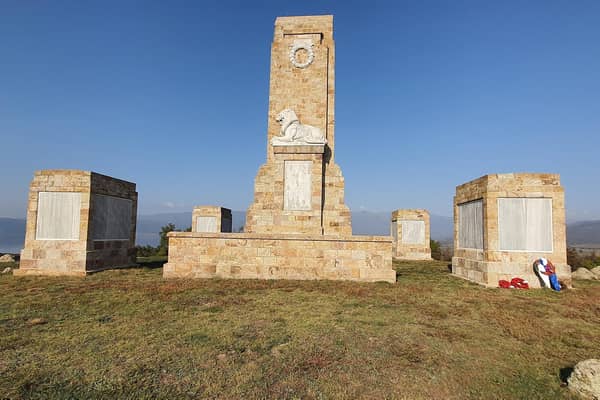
[271, 109, 327, 145]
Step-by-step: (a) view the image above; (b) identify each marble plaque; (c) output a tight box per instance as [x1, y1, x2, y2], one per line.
[498, 198, 553, 252]
[196, 216, 218, 233]
[458, 199, 483, 249]
[91, 194, 133, 240]
[401, 220, 426, 245]
[36, 192, 82, 240]
[391, 220, 398, 242]
[284, 160, 312, 211]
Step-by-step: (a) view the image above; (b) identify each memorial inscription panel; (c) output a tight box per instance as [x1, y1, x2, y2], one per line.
[284, 160, 312, 211]
[391, 220, 398, 242]
[458, 199, 483, 249]
[91, 194, 133, 240]
[35, 192, 81, 240]
[401, 220, 426, 245]
[498, 198, 553, 252]
[196, 216, 218, 233]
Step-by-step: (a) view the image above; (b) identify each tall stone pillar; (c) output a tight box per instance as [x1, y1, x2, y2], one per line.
[246, 15, 351, 235]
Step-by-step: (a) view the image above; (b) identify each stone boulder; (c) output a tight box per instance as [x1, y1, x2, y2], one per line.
[0, 254, 15, 263]
[568, 359, 600, 400]
[572, 268, 597, 280]
[591, 266, 600, 279]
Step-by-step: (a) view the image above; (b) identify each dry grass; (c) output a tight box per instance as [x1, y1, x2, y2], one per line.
[0, 260, 598, 399]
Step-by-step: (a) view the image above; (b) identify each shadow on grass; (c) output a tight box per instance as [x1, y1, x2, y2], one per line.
[559, 366, 574, 384]
[134, 256, 168, 270]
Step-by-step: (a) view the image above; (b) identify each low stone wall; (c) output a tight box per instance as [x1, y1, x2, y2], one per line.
[164, 232, 395, 283]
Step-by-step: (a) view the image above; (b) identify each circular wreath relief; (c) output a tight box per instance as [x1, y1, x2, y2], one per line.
[289, 43, 314, 69]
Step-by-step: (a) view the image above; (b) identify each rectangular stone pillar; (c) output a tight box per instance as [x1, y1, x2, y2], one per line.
[391, 209, 431, 260]
[451, 173, 570, 287]
[16, 170, 137, 276]
[192, 206, 232, 233]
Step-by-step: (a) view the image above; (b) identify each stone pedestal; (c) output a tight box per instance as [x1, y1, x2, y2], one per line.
[246, 144, 327, 235]
[16, 170, 137, 276]
[391, 209, 431, 260]
[192, 206, 232, 233]
[451, 173, 570, 287]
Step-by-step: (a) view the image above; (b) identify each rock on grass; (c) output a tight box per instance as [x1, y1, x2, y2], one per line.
[27, 318, 48, 326]
[0, 254, 15, 263]
[568, 359, 600, 400]
[572, 268, 597, 280]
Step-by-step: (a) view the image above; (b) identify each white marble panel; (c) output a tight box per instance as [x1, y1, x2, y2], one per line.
[391, 220, 398, 243]
[401, 220, 426, 245]
[458, 200, 483, 249]
[196, 216, 217, 233]
[498, 198, 553, 252]
[284, 160, 312, 211]
[36, 192, 81, 240]
[92, 194, 133, 240]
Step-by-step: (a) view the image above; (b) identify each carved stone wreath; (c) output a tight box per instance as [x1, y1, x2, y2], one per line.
[289, 41, 314, 69]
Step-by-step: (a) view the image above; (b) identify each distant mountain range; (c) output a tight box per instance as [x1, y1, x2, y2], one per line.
[566, 220, 600, 247]
[0, 218, 27, 254]
[2, 214, 600, 253]
[134, 211, 454, 245]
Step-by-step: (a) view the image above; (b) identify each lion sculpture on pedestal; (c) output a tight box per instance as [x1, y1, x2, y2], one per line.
[271, 109, 328, 145]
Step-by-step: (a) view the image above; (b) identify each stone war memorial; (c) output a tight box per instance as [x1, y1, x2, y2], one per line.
[452, 173, 571, 287]
[391, 209, 432, 260]
[164, 15, 396, 283]
[16, 170, 138, 276]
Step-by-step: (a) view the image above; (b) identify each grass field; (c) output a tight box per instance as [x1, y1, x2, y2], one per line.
[1, 260, 598, 399]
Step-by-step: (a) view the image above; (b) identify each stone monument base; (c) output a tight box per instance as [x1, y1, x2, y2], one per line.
[451, 173, 570, 288]
[391, 210, 432, 260]
[452, 254, 572, 288]
[17, 169, 138, 277]
[163, 232, 395, 283]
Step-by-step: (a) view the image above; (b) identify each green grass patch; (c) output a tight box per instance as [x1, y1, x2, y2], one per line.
[0, 260, 597, 399]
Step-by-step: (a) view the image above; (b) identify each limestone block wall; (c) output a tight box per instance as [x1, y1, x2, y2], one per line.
[164, 232, 395, 283]
[192, 206, 232, 233]
[17, 170, 137, 276]
[451, 173, 570, 287]
[322, 163, 352, 236]
[391, 209, 431, 260]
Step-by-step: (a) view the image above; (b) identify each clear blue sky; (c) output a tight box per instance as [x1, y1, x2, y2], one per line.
[1, 0, 599, 220]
